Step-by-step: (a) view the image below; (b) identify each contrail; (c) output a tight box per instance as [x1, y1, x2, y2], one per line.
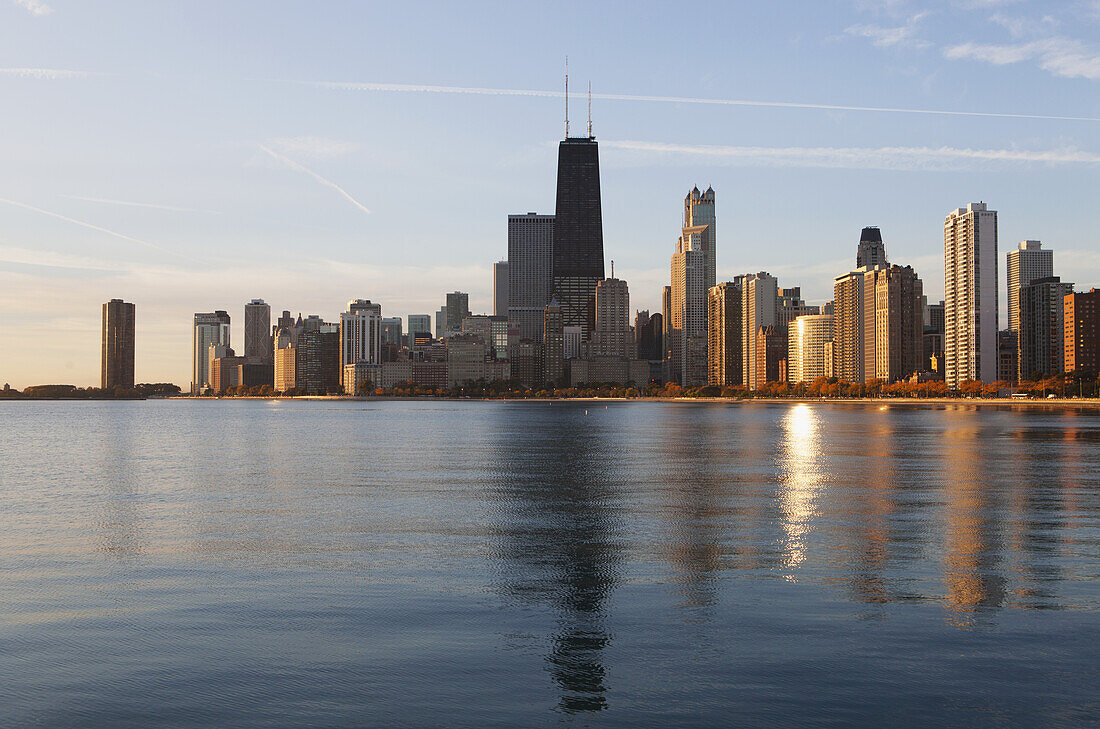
[0, 197, 177, 255]
[60, 194, 222, 214]
[259, 145, 371, 215]
[310, 80, 1100, 123]
[604, 140, 1100, 169]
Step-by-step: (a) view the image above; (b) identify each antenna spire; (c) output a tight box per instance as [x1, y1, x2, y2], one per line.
[564, 57, 569, 138]
[610, 259, 614, 278]
[587, 82, 593, 138]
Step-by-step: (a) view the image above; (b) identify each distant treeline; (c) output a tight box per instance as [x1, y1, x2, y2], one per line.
[1, 383, 182, 400]
[200, 371, 1099, 400]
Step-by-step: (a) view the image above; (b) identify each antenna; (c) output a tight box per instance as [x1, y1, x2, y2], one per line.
[587, 81, 592, 138]
[564, 57, 569, 138]
[611, 260, 614, 278]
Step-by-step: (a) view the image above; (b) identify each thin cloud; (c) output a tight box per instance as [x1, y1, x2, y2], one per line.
[307, 79, 1100, 122]
[845, 11, 931, 48]
[603, 140, 1100, 171]
[259, 144, 372, 216]
[944, 37, 1100, 79]
[269, 136, 360, 159]
[59, 194, 223, 215]
[12, 0, 52, 16]
[0, 67, 96, 80]
[0, 197, 180, 255]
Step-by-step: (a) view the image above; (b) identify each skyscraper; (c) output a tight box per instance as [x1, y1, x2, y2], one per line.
[683, 186, 717, 292]
[864, 265, 924, 382]
[856, 227, 887, 269]
[507, 213, 554, 341]
[742, 273, 778, 391]
[101, 299, 135, 389]
[670, 223, 710, 386]
[244, 299, 271, 365]
[777, 287, 819, 325]
[1064, 289, 1100, 374]
[634, 311, 663, 362]
[707, 281, 742, 386]
[1018, 276, 1073, 380]
[435, 307, 447, 339]
[552, 135, 604, 337]
[407, 314, 432, 341]
[543, 299, 564, 385]
[340, 300, 382, 389]
[945, 202, 998, 387]
[493, 261, 509, 318]
[445, 292, 470, 333]
[592, 277, 631, 358]
[833, 268, 871, 384]
[1007, 240, 1053, 333]
[192, 310, 230, 394]
[382, 317, 403, 345]
[788, 314, 833, 384]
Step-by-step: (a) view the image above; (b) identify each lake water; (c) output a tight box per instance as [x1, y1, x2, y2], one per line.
[1, 400, 1099, 727]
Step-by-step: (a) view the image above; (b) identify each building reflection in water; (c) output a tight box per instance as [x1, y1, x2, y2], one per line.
[941, 409, 1007, 625]
[97, 404, 147, 559]
[775, 404, 830, 577]
[488, 404, 620, 714]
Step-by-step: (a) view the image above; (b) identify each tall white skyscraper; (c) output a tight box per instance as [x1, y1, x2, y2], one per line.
[340, 299, 382, 389]
[493, 261, 509, 318]
[244, 298, 271, 364]
[684, 186, 716, 292]
[193, 310, 230, 394]
[944, 202, 998, 387]
[668, 187, 716, 386]
[1006, 240, 1053, 333]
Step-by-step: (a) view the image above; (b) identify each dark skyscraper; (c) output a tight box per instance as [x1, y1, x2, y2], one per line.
[856, 227, 887, 269]
[101, 299, 135, 389]
[553, 136, 604, 337]
[508, 213, 555, 342]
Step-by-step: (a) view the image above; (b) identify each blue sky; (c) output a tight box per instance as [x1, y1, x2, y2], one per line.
[1, 0, 1098, 388]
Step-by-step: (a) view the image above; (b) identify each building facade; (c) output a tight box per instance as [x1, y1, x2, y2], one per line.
[552, 137, 604, 337]
[707, 281, 742, 386]
[1064, 289, 1100, 373]
[592, 277, 631, 358]
[444, 292, 470, 334]
[493, 260, 509, 318]
[742, 273, 778, 391]
[788, 314, 833, 384]
[101, 298, 135, 389]
[507, 213, 554, 342]
[865, 265, 924, 382]
[944, 202, 998, 387]
[1007, 240, 1053, 334]
[340, 300, 382, 390]
[856, 227, 887, 269]
[543, 299, 564, 384]
[192, 310, 231, 394]
[244, 298, 271, 365]
[1018, 276, 1073, 380]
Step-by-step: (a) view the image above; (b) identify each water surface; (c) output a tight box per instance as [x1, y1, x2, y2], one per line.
[1, 400, 1098, 727]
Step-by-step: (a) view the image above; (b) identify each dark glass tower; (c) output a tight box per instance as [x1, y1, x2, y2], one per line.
[553, 137, 604, 337]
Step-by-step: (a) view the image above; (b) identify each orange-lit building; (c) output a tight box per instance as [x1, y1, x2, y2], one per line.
[1064, 289, 1100, 373]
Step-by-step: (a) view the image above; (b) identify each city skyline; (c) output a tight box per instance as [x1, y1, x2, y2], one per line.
[2, 1, 1099, 388]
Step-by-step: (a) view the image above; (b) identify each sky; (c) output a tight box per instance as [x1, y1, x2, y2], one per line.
[1, 0, 1098, 388]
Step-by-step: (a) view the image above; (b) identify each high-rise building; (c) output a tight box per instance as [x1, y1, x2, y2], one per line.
[407, 314, 432, 340]
[382, 317, 403, 346]
[670, 233, 709, 386]
[661, 286, 672, 359]
[1064, 289, 1100, 374]
[755, 325, 787, 385]
[340, 300, 382, 389]
[543, 299, 564, 385]
[634, 311, 663, 362]
[944, 202, 998, 387]
[1007, 240, 1053, 334]
[101, 299, 135, 389]
[298, 324, 341, 395]
[507, 213, 555, 342]
[788, 314, 834, 384]
[923, 299, 945, 370]
[244, 299, 271, 365]
[742, 273, 778, 391]
[552, 135, 604, 337]
[707, 281, 742, 387]
[777, 287, 820, 325]
[592, 277, 631, 358]
[864, 265, 924, 382]
[192, 310, 230, 394]
[435, 307, 447, 339]
[1018, 276, 1073, 380]
[856, 227, 887, 269]
[998, 330, 1019, 384]
[683, 186, 717, 292]
[493, 261, 509, 318]
[563, 326, 584, 360]
[833, 268, 870, 384]
[445, 292, 470, 333]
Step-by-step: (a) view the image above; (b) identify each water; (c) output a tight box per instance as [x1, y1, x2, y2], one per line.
[1, 400, 1099, 727]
